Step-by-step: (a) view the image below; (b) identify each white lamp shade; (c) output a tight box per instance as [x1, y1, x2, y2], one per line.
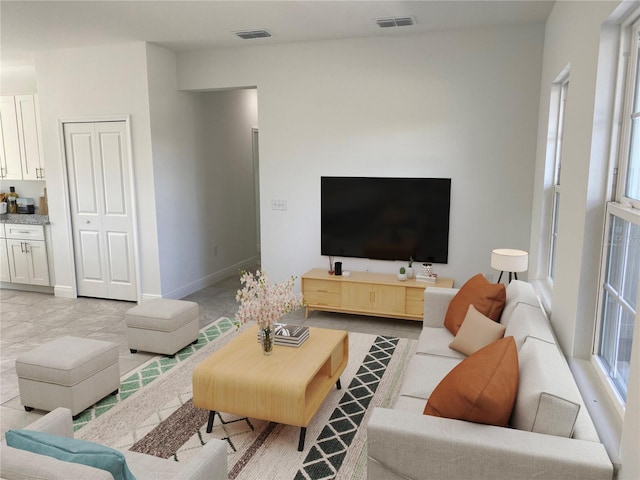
[491, 249, 529, 272]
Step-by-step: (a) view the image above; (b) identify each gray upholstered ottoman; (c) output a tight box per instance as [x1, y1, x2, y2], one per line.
[16, 336, 120, 417]
[125, 299, 199, 356]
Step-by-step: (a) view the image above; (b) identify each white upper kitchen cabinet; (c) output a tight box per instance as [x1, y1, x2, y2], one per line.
[0, 96, 24, 180]
[0, 94, 45, 180]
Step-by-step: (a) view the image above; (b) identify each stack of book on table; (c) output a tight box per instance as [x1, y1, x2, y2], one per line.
[416, 273, 438, 283]
[257, 323, 309, 347]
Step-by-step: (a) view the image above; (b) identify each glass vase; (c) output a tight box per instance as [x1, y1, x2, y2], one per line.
[261, 326, 274, 356]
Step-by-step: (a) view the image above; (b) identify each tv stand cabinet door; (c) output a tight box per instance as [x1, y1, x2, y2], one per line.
[342, 282, 374, 313]
[372, 284, 405, 315]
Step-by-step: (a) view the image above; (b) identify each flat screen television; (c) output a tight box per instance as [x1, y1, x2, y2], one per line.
[321, 176, 451, 263]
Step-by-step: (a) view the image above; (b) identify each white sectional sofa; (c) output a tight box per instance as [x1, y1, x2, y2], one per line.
[367, 280, 614, 480]
[1, 407, 228, 480]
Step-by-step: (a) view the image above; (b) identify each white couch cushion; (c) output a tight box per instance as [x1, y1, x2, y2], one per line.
[511, 337, 598, 441]
[501, 280, 540, 326]
[394, 394, 430, 414]
[416, 327, 465, 359]
[397, 353, 461, 401]
[504, 303, 556, 350]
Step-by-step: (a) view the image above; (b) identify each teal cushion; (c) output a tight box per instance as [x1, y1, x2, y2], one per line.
[5, 429, 136, 480]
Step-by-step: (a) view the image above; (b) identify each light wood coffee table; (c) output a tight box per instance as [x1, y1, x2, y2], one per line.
[192, 324, 348, 451]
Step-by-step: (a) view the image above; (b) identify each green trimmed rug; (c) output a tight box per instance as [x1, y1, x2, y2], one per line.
[73, 317, 237, 431]
[76, 319, 416, 479]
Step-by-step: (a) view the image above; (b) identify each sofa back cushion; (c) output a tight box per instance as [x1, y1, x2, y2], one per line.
[504, 303, 556, 350]
[424, 336, 518, 426]
[501, 280, 541, 326]
[511, 337, 592, 439]
[5, 429, 135, 480]
[444, 274, 506, 335]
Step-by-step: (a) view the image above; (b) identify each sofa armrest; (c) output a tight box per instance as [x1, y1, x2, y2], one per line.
[423, 288, 457, 328]
[367, 408, 613, 480]
[0, 446, 114, 480]
[174, 438, 227, 480]
[24, 407, 74, 438]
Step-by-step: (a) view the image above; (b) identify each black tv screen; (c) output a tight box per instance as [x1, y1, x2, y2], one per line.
[321, 177, 451, 263]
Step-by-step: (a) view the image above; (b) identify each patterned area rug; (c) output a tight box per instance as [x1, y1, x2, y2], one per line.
[77, 320, 416, 480]
[72, 317, 237, 431]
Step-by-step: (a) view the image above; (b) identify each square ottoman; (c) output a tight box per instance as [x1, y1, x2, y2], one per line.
[16, 336, 120, 417]
[125, 299, 199, 356]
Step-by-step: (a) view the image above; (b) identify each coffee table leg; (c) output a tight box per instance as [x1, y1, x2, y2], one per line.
[298, 427, 307, 451]
[336, 378, 342, 390]
[206, 411, 216, 433]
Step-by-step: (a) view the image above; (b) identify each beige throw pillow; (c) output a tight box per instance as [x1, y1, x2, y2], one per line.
[449, 305, 506, 356]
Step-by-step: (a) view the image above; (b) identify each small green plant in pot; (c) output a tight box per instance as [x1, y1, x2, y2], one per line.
[398, 266, 407, 281]
[407, 257, 415, 279]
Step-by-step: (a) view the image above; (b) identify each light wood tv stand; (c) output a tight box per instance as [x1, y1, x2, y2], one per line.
[301, 268, 454, 321]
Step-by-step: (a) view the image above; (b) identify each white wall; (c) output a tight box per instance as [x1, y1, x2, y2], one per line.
[201, 89, 259, 276]
[529, 1, 639, 477]
[34, 42, 162, 298]
[146, 43, 208, 298]
[177, 24, 544, 284]
[146, 43, 258, 298]
[0, 64, 36, 94]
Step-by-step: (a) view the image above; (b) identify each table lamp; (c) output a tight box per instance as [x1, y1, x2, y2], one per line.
[491, 248, 528, 283]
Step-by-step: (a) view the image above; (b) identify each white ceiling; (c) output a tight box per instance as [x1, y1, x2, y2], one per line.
[1, 0, 555, 66]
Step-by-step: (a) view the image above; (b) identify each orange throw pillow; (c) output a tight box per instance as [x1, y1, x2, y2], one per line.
[444, 274, 506, 335]
[423, 336, 518, 426]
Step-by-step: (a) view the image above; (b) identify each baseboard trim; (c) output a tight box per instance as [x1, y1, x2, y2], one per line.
[0, 283, 55, 295]
[162, 257, 257, 300]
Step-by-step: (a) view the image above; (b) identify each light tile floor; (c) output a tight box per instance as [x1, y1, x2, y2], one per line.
[0, 274, 421, 438]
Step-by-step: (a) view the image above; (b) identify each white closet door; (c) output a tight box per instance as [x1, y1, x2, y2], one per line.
[64, 121, 137, 301]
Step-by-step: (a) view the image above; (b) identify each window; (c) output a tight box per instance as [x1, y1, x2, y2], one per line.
[545, 76, 569, 284]
[618, 21, 640, 206]
[594, 13, 640, 408]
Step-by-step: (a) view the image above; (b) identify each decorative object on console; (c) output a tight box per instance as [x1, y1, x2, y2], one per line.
[257, 323, 309, 347]
[491, 248, 529, 283]
[416, 262, 438, 282]
[443, 273, 506, 335]
[334, 261, 342, 276]
[328, 256, 334, 275]
[398, 267, 407, 281]
[406, 257, 415, 279]
[236, 270, 304, 355]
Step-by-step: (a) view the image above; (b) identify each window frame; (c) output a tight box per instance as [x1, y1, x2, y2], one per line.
[615, 14, 640, 207]
[544, 75, 570, 286]
[593, 9, 640, 416]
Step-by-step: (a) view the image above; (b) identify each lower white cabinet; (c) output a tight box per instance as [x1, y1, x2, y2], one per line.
[0, 224, 10, 282]
[2, 223, 50, 286]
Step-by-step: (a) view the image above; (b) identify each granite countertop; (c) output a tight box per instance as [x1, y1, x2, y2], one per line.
[0, 213, 50, 225]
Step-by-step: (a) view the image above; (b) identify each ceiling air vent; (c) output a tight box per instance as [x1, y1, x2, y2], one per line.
[375, 16, 416, 28]
[234, 29, 272, 40]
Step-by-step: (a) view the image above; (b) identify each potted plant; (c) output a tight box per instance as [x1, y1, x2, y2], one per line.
[407, 257, 415, 279]
[398, 266, 407, 281]
[236, 270, 304, 355]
